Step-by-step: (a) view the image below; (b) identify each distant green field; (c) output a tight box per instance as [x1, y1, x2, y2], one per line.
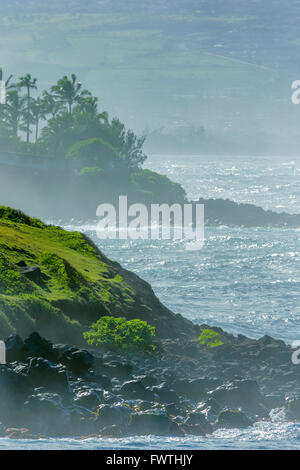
[0, 1, 297, 134]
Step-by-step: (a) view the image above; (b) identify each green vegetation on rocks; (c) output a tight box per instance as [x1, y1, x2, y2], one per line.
[0, 205, 197, 344]
[83, 316, 156, 353]
[198, 329, 224, 348]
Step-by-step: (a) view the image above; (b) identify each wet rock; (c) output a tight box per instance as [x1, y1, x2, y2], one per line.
[74, 388, 103, 410]
[120, 380, 154, 401]
[152, 383, 179, 403]
[96, 404, 131, 428]
[102, 390, 119, 404]
[5, 335, 24, 362]
[165, 403, 186, 417]
[171, 378, 207, 400]
[139, 375, 159, 387]
[216, 409, 253, 429]
[27, 357, 70, 393]
[208, 378, 263, 411]
[24, 332, 56, 361]
[100, 424, 124, 438]
[93, 374, 112, 390]
[68, 405, 98, 436]
[0, 422, 6, 437]
[0, 329, 299, 437]
[62, 348, 95, 373]
[286, 395, 300, 419]
[129, 412, 184, 436]
[182, 424, 207, 436]
[23, 393, 71, 435]
[184, 411, 213, 434]
[0, 365, 30, 425]
[5, 428, 40, 439]
[103, 361, 133, 380]
[264, 394, 285, 410]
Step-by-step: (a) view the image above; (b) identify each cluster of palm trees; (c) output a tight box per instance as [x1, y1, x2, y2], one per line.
[0, 70, 98, 143]
[0, 69, 147, 170]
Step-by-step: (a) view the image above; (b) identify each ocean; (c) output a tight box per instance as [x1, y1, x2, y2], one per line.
[1, 153, 299, 450]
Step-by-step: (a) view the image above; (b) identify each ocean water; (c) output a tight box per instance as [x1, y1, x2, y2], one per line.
[2, 154, 299, 450]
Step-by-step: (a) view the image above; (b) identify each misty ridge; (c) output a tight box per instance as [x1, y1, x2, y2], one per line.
[0, 69, 299, 228]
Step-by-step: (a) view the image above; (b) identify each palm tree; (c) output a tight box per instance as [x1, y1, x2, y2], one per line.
[41, 90, 64, 118]
[17, 73, 38, 143]
[39, 112, 74, 155]
[4, 90, 26, 136]
[0, 68, 14, 89]
[74, 96, 109, 123]
[29, 97, 47, 142]
[0, 69, 14, 122]
[51, 74, 91, 114]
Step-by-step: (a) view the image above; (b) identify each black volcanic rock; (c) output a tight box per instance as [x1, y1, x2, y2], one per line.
[216, 409, 253, 429]
[0, 329, 299, 438]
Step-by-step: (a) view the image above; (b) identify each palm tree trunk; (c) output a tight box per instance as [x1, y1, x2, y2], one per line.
[35, 119, 39, 142]
[26, 86, 30, 143]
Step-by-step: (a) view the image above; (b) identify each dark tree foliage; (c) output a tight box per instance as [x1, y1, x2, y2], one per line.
[0, 71, 147, 171]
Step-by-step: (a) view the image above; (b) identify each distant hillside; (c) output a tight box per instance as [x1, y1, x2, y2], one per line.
[1, 0, 300, 136]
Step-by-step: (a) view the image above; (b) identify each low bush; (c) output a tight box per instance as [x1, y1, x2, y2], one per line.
[83, 316, 156, 354]
[198, 329, 224, 348]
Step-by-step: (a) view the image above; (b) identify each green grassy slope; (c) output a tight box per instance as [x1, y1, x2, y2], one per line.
[0, 206, 196, 344]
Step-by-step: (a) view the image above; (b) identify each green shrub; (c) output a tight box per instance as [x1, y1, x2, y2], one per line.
[83, 316, 156, 353]
[78, 167, 103, 178]
[66, 138, 119, 169]
[198, 329, 224, 348]
[130, 169, 186, 204]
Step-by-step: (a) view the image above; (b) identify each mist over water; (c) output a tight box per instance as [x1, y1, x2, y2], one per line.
[147, 154, 300, 214]
[63, 154, 300, 343]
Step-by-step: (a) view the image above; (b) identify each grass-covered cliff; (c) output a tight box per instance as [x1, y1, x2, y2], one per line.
[0, 206, 197, 344]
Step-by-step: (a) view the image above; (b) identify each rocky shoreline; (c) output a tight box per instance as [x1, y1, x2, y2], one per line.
[1, 328, 299, 439]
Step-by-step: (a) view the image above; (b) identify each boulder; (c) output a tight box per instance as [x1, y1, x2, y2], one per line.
[151, 383, 179, 403]
[62, 348, 95, 373]
[120, 380, 154, 401]
[286, 395, 300, 420]
[97, 404, 131, 428]
[93, 374, 112, 390]
[74, 388, 104, 410]
[27, 357, 70, 393]
[129, 412, 183, 436]
[0, 365, 30, 425]
[103, 361, 133, 379]
[171, 378, 207, 400]
[100, 424, 124, 438]
[184, 411, 213, 434]
[5, 335, 24, 362]
[216, 409, 252, 429]
[23, 393, 71, 435]
[208, 378, 263, 411]
[24, 332, 55, 361]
